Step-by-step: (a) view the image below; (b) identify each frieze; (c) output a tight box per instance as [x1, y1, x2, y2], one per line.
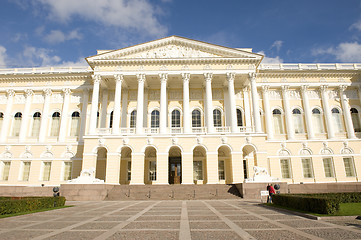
[190, 89, 202, 99]
[345, 89, 358, 99]
[14, 94, 26, 104]
[169, 90, 182, 100]
[33, 94, 44, 103]
[70, 93, 82, 103]
[148, 90, 160, 100]
[289, 90, 301, 100]
[212, 89, 223, 100]
[307, 90, 320, 99]
[269, 90, 281, 100]
[328, 90, 339, 99]
[51, 93, 64, 103]
[0, 95, 7, 104]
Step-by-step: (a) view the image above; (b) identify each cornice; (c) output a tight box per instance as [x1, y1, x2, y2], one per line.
[0, 73, 92, 82]
[257, 71, 361, 78]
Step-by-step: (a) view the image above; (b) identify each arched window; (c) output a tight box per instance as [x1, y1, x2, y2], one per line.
[31, 112, 41, 137]
[0, 112, 4, 133]
[109, 111, 113, 128]
[272, 109, 284, 134]
[50, 112, 61, 136]
[213, 109, 222, 127]
[151, 110, 159, 128]
[350, 108, 361, 132]
[312, 108, 324, 133]
[192, 110, 201, 128]
[171, 110, 180, 128]
[331, 108, 344, 133]
[130, 110, 136, 128]
[292, 108, 304, 133]
[70, 111, 80, 136]
[12, 112, 22, 136]
[237, 109, 243, 127]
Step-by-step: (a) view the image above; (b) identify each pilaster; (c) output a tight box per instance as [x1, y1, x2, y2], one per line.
[59, 88, 71, 142]
[0, 90, 15, 141]
[136, 74, 145, 134]
[19, 89, 34, 142]
[39, 89, 52, 142]
[281, 85, 295, 140]
[301, 85, 314, 139]
[159, 73, 168, 134]
[249, 73, 262, 133]
[112, 74, 123, 134]
[262, 85, 273, 139]
[227, 73, 238, 133]
[204, 73, 214, 133]
[339, 85, 356, 139]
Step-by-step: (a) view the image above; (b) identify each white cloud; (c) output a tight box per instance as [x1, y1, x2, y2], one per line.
[44, 29, 82, 44]
[258, 51, 283, 64]
[0, 46, 7, 68]
[22, 46, 61, 66]
[270, 40, 283, 52]
[350, 20, 361, 31]
[312, 42, 361, 62]
[55, 58, 88, 67]
[33, 0, 167, 37]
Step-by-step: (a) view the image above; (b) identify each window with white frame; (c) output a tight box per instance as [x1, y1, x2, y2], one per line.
[331, 108, 344, 133]
[350, 108, 361, 132]
[343, 157, 356, 177]
[218, 160, 225, 180]
[70, 111, 80, 136]
[1, 161, 10, 181]
[272, 109, 284, 134]
[42, 162, 52, 181]
[237, 109, 243, 127]
[213, 109, 222, 127]
[149, 161, 156, 181]
[312, 108, 324, 133]
[127, 161, 131, 181]
[151, 110, 159, 128]
[22, 162, 31, 181]
[171, 110, 181, 128]
[130, 110, 136, 128]
[50, 112, 60, 136]
[31, 112, 41, 137]
[193, 161, 203, 180]
[12, 112, 22, 136]
[323, 158, 334, 178]
[63, 162, 72, 181]
[301, 158, 313, 178]
[192, 110, 201, 128]
[292, 108, 304, 133]
[280, 158, 291, 178]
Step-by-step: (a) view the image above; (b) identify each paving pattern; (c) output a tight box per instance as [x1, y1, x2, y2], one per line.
[0, 200, 360, 240]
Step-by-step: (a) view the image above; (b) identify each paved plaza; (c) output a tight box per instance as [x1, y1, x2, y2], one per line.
[0, 200, 361, 240]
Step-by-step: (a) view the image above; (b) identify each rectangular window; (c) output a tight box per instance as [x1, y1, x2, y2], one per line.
[301, 158, 313, 178]
[149, 161, 156, 181]
[70, 118, 79, 136]
[127, 161, 131, 181]
[218, 160, 225, 180]
[193, 161, 203, 180]
[50, 118, 60, 136]
[63, 162, 72, 181]
[280, 159, 291, 179]
[323, 158, 334, 178]
[13, 118, 21, 136]
[1, 161, 11, 181]
[42, 162, 52, 181]
[22, 162, 31, 181]
[32, 117, 41, 137]
[343, 157, 355, 177]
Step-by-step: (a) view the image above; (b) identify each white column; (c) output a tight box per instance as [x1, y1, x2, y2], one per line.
[19, 90, 34, 142]
[159, 73, 168, 134]
[204, 73, 214, 133]
[58, 88, 71, 142]
[100, 89, 108, 128]
[89, 75, 101, 134]
[301, 85, 314, 139]
[281, 85, 295, 140]
[249, 73, 262, 133]
[182, 73, 191, 133]
[262, 85, 273, 139]
[0, 90, 15, 142]
[227, 73, 238, 133]
[340, 85, 356, 139]
[112, 74, 123, 134]
[39, 89, 52, 142]
[121, 89, 128, 128]
[136, 74, 145, 134]
[358, 86, 361, 106]
[320, 85, 335, 139]
[243, 87, 252, 132]
[79, 88, 89, 141]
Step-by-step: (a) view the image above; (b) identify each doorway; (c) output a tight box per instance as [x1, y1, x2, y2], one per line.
[169, 157, 181, 184]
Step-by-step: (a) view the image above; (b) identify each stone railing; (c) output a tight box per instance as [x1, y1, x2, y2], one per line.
[0, 66, 91, 75]
[259, 63, 361, 71]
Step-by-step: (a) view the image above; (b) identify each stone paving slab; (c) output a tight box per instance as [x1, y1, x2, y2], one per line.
[0, 199, 360, 240]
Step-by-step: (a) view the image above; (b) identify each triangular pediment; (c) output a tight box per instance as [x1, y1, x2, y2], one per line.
[86, 36, 263, 62]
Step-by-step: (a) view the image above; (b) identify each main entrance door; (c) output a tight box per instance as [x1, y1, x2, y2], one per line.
[169, 157, 181, 184]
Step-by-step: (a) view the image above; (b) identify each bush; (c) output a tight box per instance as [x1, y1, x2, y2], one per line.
[0, 197, 66, 215]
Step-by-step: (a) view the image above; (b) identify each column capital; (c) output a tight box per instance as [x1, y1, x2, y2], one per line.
[159, 73, 168, 83]
[204, 72, 213, 82]
[62, 88, 71, 96]
[242, 86, 250, 92]
[320, 85, 328, 92]
[6, 89, 15, 97]
[339, 85, 347, 92]
[248, 72, 257, 81]
[261, 85, 270, 92]
[226, 72, 236, 82]
[92, 74, 101, 84]
[181, 73, 190, 82]
[43, 88, 52, 96]
[114, 74, 124, 83]
[301, 85, 309, 92]
[25, 89, 34, 97]
[136, 73, 146, 83]
[281, 85, 289, 92]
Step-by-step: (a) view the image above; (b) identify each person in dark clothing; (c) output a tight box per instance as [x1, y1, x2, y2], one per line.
[267, 184, 275, 203]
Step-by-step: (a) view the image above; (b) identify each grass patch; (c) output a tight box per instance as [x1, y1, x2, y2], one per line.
[0, 205, 72, 219]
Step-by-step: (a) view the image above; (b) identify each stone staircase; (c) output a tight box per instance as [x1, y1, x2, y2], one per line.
[105, 184, 241, 200]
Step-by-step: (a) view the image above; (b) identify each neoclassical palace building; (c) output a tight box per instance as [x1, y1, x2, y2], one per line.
[0, 36, 360, 187]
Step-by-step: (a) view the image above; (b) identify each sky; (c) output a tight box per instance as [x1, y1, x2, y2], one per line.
[1, 0, 361, 68]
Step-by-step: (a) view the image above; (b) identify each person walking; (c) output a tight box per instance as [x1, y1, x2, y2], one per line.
[267, 184, 275, 203]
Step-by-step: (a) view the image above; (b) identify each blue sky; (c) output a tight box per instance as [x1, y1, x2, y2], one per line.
[1, 0, 361, 68]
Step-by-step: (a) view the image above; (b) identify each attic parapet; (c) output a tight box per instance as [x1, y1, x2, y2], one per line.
[259, 63, 361, 71]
